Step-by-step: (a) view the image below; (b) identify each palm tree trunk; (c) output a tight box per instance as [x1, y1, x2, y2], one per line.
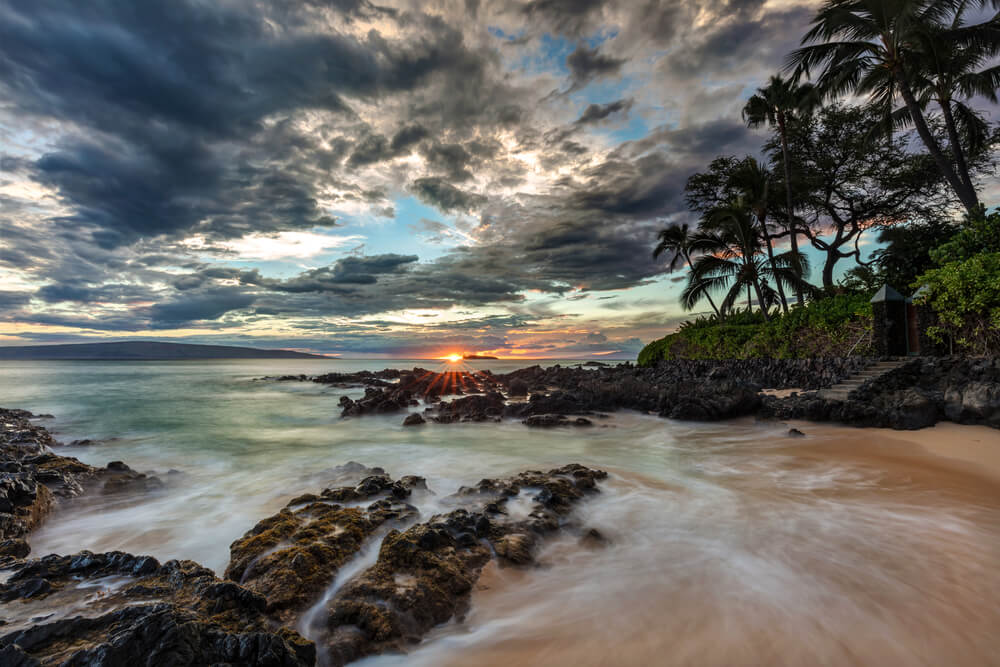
[752, 277, 770, 322]
[684, 252, 722, 319]
[897, 74, 979, 214]
[778, 114, 804, 307]
[939, 98, 980, 210]
[762, 230, 789, 314]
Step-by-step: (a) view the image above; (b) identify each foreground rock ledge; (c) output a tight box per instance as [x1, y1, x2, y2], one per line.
[225, 468, 425, 624]
[1, 464, 606, 666]
[316, 464, 608, 666]
[0, 551, 315, 666]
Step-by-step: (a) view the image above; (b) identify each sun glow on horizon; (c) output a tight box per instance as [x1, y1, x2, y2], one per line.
[442, 353, 463, 362]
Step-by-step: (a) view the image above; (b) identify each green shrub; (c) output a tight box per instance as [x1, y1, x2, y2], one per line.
[930, 211, 1000, 265]
[637, 293, 873, 364]
[915, 252, 1000, 355]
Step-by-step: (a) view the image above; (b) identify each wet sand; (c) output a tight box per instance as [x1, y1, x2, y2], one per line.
[381, 420, 1000, 667]
[785, 420, 1000, 484]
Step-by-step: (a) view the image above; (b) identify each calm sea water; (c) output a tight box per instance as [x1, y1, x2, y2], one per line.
[2, 359, 999, 666]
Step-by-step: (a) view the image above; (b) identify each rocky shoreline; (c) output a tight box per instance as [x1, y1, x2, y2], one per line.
[0, 408, 609, 665]
[3, 356, 998, 664]
[278, 357, 1000, 431]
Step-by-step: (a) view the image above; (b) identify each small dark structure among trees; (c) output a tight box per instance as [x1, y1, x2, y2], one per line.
[871, 284, 945, 357]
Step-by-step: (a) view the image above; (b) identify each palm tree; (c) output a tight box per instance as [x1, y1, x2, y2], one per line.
[905, 12, 1000, 200]
[788, 0, 992, 214]
[653, 223, 722, 318]
[743, 75, 817, 305]
[693, 202, 774, 321]
[728, 156, 791, 313]
[685, 199, 815, 321]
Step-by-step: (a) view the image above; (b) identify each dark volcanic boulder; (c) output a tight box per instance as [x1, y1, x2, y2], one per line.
[0, 476, 52, 542]
[0, 551, 314, 666]
[522, 414, 593, 427]
[402, 413, 426, 426]
[431, 392, 506, 423]
[944, 381, 1000, 427]
[507, 379, 529, 397]
[662, 382, 762, 421]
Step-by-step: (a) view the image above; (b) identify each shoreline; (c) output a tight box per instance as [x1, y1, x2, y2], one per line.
[784, 419, 1000, 483]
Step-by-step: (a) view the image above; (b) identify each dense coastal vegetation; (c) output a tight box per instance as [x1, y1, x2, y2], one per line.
[643, 0, 1000, 363]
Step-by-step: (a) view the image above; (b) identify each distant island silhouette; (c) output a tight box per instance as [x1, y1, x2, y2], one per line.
[463, 354, 498, 360]
[0, 341, 329, 361]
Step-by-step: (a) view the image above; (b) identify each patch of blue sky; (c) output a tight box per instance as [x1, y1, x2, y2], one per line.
[334, 196, 467, 261]
[487, 26, 525, 42]
[522, 33, 575, 77]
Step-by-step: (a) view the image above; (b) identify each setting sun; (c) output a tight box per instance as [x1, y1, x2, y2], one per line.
[442, 353, 463, 363]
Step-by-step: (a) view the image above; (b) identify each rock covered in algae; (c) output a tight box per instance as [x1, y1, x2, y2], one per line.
[317, 463, 608, 665]
[225, 473, 425, 623]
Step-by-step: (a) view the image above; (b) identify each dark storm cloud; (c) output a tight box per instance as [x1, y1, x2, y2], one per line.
[0, 0, 500, 245]
[346, 124, 431, 167]
[568, 152, 686, 217]
[565, 43, 627, 92]
[519, 0, 607, 36]
[245, 254, 421, 292]
[421, 143, 475, 181]
[0, 292, 31, 309]
[410, 178, 487, 212]
[149, 288, 256, 327]
[574, 98, 634, 125]
[669, 3, 814, 81]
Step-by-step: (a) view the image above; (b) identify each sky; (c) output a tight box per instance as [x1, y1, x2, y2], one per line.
[0, 0, 994, 359]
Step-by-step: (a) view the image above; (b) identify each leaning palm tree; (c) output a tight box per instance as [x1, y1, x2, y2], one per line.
[653, 223, 722, 318]
[905, 13, 1000, 198]
[743, 74, 817, 305]
[788, 0, 993, 214]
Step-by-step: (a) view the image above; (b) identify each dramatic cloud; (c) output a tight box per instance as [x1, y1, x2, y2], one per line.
[2, 0, 993, 357]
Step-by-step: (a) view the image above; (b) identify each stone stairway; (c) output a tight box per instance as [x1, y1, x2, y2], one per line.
[816, 359, 910, 402]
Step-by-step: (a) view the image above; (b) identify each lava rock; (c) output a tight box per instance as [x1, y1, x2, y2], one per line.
[0, 551, 314, 666]
[402, 413, 426, 426]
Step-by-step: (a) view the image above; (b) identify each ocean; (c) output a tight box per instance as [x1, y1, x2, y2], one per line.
[2, 359, 999, 666]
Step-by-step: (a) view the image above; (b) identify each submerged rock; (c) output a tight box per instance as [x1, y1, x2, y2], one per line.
[402, 413, 426, 426]
[522, 414, 593, 427]
[0, 551, 314, 666]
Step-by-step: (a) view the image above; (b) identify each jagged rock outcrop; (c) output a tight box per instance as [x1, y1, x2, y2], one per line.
[225, 473, 424, 624]
[402, 413, 425, 426]
[0, 409, 163, 556]
[0, 551, 314, 666]
[316, 464, 607, 666]
[762, 357, 1000, 430]
[429, 392, 505, 423]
